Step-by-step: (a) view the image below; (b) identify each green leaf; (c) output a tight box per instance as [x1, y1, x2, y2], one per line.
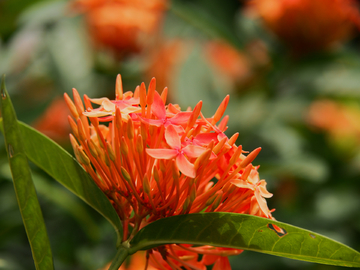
[0, 100, 122, 246]
[31, 171, 101, 242]
[18, 121, 123, 245]
[129, 213, 360, 268]
[0, 75, 54, 270]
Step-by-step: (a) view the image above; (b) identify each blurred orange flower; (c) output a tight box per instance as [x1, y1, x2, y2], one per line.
[71, 0, 167, 54]
[307, 100, 360, 147]
[32, 98, 71, 144]
[205, 41, 251, 85]
[146, 40, 190, 95]
[146, 39, 269, 96]
[249, 0, 360, 53]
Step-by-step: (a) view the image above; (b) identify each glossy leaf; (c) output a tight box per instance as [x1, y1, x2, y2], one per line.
[129, 213, 360, 268]
[19, 121, 123, 245]
[0, 75, 54, 270]
[0, 118, 122, 245]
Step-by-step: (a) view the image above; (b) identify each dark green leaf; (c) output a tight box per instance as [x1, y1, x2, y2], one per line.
[0, 107, 122, 246]
[0, 75, 54, 270]
[17, 121, 123, 245]
[129, 213, 360, 268]
[32, 172, 101, 242]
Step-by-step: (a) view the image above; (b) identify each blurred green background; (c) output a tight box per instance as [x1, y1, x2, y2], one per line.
[1, 0, 360, 269]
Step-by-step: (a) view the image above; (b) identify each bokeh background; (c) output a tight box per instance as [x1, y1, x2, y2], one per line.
[1, 0, 360, 269]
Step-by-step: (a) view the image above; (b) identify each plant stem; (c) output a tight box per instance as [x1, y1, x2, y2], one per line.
[108, 244, 129, 270]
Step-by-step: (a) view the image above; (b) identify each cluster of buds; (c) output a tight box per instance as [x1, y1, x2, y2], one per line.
[64, 75, 274, 269]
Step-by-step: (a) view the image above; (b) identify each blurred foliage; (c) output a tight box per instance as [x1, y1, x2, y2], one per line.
[1, 0, 360, 269]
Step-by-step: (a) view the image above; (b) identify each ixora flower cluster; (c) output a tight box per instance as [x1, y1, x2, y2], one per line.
[64, 75, 274, 270]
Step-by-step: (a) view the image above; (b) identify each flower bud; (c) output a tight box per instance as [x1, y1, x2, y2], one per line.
[106, 142, 116, 161]
[240, 147, 261, 168]
[143, 175, 151, 194]
[121, 167, 131, 182]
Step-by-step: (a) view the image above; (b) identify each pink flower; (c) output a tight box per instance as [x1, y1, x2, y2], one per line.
[146, 124, 211, 178]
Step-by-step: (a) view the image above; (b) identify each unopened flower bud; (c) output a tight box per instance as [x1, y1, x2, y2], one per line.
[213, 137, 227, 154]
[240, 147, 261, 168]
[241, 164, 253, 180]
[120, 137, 128, 156]
[72, 88, 85, 115]
[143, 175, 151, 194]
[121, 167, 131, 182]
[127, 118, 134, 140]
[136, 134, 143, 153]
[88, 139, 99, 158]
[228, 133, 239, 146]
[106, 142, 116, 161]
[115, 108, 122, 129]
[68, 116, 79, 139]
[190, 185, 197, 203]
[64, 93, 79, 119]
[115, 74, 123, 100]
[210, 191, 223, 211]
[230, 145, 243, 166]
[182, 197, 190, 213]
[194, 149, 211, 170]
[69, 134, 79, 152]
[75, 146, 90, 165]
[77, 119, 87, 142]
[104, 153, 110, 167]
[204, 193, 217, 207]
[153, 168, 160, 183]
[212, 95, 229, 124]
[97, 133, 105, 149]
[83, 94, 93, 111]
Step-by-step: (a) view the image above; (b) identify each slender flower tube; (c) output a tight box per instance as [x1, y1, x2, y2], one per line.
[65, 75, 274, 270]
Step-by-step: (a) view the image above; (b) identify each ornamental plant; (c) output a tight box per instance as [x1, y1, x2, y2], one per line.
[1, 75, 360, 270]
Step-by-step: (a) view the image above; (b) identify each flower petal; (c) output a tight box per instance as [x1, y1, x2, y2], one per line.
[258, 180, 273, 198]
[231, 179, 254, 190]
[89, 97, 108, 105]
[213, 257, 231, 270]
[183, 145, 207, 158]
[194, 133, 218, 145]
[176, 154, 196, 178]
[255, 189, 271, 217]
[146, 148, 178, 159]
[168, 112, 192, 125]
[83, 110, 112, 118]
[102, 98, 116, 111]
[139, 117, 163, 127]
[151, 91, 166, 120]
[165, 125, 181, 149]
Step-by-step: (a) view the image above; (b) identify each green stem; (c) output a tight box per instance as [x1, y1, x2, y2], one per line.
[108, 243, 130, 270]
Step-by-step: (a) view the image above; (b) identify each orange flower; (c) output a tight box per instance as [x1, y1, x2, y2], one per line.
[307, 100, 360, 147]
[32, 98, 71, 143]
[146, 39, 269, 98]
[145, 40, 191, 95]
[249, 0, 360, 53]
[71, 0, 167, 54]
[65, 75, 274, 269]
[205, 41, 251, 84]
